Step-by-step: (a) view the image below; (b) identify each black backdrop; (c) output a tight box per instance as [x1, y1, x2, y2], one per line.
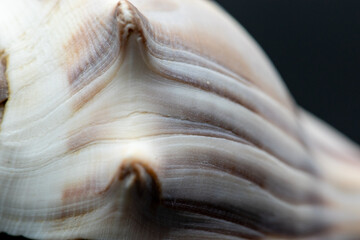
[215, 0, 360, 144]
[0, 1, 359, 239]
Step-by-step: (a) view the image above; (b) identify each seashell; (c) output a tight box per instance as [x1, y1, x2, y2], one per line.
[0, 0, 360, 239]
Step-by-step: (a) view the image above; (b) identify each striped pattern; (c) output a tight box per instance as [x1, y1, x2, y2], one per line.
[0, 51, 8, 123]
[0, 0, 359, 239]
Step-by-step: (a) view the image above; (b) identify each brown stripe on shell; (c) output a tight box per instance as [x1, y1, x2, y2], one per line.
[58, 151, 266, 239]
[58, 205, 97, 221]
[147, 84, 318, 175]
[63, 136, 331, 238]
[105, 5, 318, 175]
[64, 4, 127, 112]
[62, 1, 315, 178]
[86, 2, 301, 148]
[156, 163, 333, 238]
[2, 160, 161, 223]
[65, 11, 119, 90]
[158, 141, 324, 205]
[58, 3, 328, 237]
[65, 111, 253, 154]
[60, 174, 100, 220]
[111, 158, 263, 239]
[0, 51, 8, 103]
[0, 103, 5, 124]
[127, 1, 294, 109]
[1, 1, 360, 239]
[62, 175, 103, 205]
[113, 159, 264, 239]
[65, 2, 149, 113]
[161, 198, 332, 238]
[141, 49, 308, 152]
[0, 51, 8, 125]
[67, 123, 102, 153]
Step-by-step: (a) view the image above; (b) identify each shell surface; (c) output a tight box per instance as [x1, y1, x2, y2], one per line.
[0, 0, 360, 239]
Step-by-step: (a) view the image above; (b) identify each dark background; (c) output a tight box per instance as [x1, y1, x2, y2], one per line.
[1, 1, 360, 239]
[215, 0, 360, 144]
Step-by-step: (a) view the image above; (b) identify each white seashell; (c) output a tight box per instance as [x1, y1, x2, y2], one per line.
[0, 0, 359, 239]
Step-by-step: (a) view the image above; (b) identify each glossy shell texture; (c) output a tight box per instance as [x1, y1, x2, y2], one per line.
[0, 0, 360, 239]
